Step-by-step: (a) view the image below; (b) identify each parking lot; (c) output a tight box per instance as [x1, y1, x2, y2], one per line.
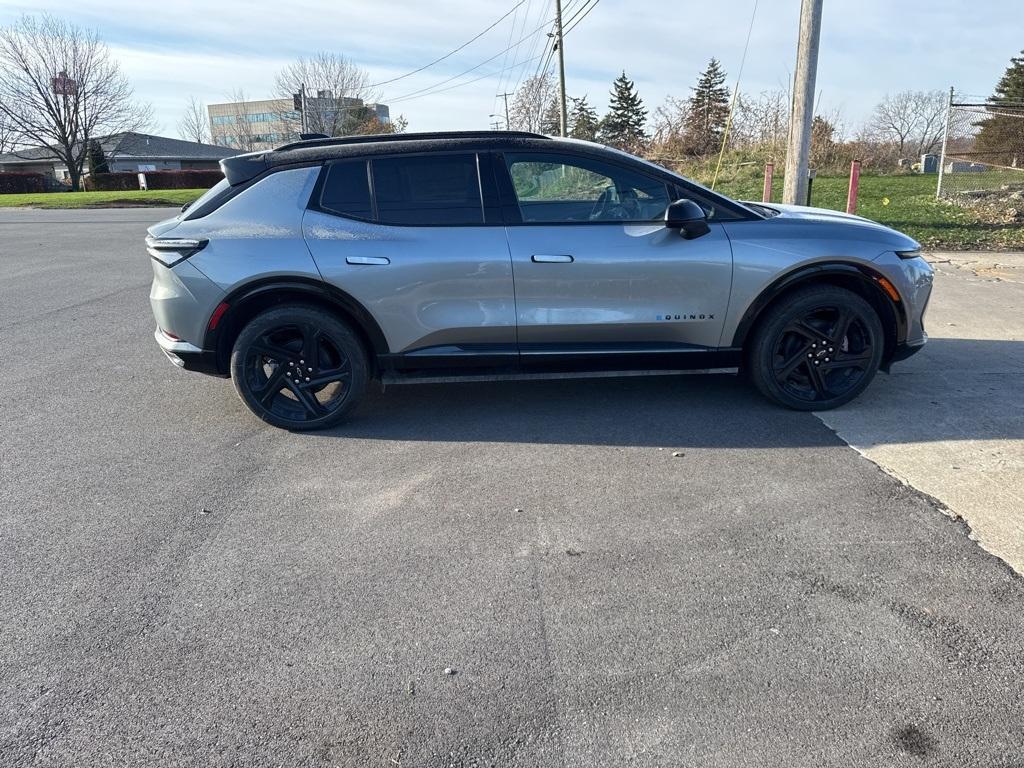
[2, 208, 1023, 767]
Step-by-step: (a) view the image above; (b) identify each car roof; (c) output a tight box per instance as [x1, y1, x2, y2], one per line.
[220, 131, 628, 186]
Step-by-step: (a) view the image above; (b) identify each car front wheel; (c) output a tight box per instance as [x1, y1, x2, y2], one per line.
[230, 305, 369, 430]
[748, 285, 885, 411]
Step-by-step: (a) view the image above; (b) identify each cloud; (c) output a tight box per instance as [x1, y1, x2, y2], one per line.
[2, 0, 1019, 137]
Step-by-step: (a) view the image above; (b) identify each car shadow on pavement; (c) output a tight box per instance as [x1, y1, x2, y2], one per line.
[819, 336, 1024, 446]
[308, 337, 1024, 449]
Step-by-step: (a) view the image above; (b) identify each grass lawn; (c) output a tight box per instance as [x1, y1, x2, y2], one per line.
[0, 188, 205, 209]
[708, 172, 1024, 250]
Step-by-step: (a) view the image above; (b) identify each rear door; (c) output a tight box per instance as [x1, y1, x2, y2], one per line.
[495, 151, 733, 364]
[303, 152, 516, 367]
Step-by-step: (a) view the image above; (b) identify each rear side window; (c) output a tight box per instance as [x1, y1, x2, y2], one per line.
[372, 154, 483, 226]
[320, 160, 373, 220]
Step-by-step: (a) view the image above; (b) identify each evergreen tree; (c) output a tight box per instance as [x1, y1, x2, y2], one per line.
[568, 96, 599, 141]
[539, 99, 562, 135]
[683, 58, 731, 155]
[87, 139, 109, 175]
[598, 71, 648, 152]
[975, 50, 1024, 166]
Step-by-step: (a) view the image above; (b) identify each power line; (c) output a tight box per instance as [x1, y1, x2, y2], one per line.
[390, 53, 547, 104]
[493, 0, 528, 112]
[494, 0, 534, 108]
[386, 15, 556, 103]
[711, 0, 759, 189]
[563, 0, 600, 34]
[509, 0, 554, 98]
[534, 35, 556, 79]
[368, 0, 531, 88]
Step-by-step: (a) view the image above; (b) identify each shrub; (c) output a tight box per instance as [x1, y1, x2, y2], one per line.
[85, 169, 223, 191]
[0, 172, 46, 194]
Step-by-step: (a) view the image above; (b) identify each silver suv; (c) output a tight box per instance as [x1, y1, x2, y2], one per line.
[148, 131, 932, 431]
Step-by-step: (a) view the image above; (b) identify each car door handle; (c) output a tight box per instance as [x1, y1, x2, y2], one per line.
[346, 256, 390, 266]
[531, 254, 574, 263]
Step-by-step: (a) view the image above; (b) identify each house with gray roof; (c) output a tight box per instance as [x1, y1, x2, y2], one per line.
[0, 132, 237, 182]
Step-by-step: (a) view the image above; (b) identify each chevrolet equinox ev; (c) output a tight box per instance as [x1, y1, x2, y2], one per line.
[147, 131, 933, 431]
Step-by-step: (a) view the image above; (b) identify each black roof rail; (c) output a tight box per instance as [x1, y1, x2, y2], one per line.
[274, 130, 549, 152]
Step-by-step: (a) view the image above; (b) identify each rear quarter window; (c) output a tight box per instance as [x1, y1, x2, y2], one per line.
[320, 160, 373, 220]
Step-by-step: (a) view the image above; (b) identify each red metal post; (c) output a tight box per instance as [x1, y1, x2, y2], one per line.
[762, 162, 774, 203]
[846, 160, 861, 214]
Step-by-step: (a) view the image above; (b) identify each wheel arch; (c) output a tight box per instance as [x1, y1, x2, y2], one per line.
[731, 262, 908, 368]
[204, 277, 389, 375]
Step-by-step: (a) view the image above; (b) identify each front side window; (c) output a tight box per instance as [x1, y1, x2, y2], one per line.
[505, 152, 670, 224]
[372, 154, 483, 226]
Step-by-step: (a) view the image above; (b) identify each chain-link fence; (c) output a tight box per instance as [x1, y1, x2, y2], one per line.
[937, 98, 1024, 201]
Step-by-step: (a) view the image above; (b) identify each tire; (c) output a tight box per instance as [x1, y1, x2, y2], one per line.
[230, 305, 369, 430]
[747, 285, 885, 411]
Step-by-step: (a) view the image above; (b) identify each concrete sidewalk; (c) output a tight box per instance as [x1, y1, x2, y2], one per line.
[818, 251, 1024, 573]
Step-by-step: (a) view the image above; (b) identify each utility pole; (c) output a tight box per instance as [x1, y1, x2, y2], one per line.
[554, 0, 568, 136]
[782, 0, 823, 205]
[497, 91, 513, 129]
[300, 82, 308, 135]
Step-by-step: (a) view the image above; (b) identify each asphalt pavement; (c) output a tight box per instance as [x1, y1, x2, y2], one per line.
[1, 208, 1022, 767]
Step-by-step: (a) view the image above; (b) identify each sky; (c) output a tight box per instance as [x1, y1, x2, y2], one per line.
[0, 0, 1020, 140]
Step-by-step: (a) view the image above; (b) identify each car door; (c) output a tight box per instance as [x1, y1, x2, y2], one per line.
[303, 152, 517, 368]
[495, 150, 734, 365]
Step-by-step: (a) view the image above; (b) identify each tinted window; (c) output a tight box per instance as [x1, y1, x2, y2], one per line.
[505, 153, 670, 223]
[320, 160, 372, 220]
[182, 177, 229, 219]
[372, 154, 483, 226]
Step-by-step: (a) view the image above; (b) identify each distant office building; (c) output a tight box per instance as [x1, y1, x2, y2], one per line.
[208, 93, 391, 152]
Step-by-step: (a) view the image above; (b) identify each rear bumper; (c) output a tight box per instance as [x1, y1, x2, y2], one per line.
[154, 328, 224, 377]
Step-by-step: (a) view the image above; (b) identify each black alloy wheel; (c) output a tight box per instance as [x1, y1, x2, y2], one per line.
[231, 306, 368, 430]
[749, 286, 885, 411]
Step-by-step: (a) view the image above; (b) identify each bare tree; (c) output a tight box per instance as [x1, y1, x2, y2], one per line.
[274, 52, 377, 137]
[650, 96, 689, 156]
[732, 89, 789, 155]
[177, 95, 209, 144]
[222, 88, 261, 152]
[0, 109, 16, 154]
[0, 14, 153, 190]
[508, 73, 556, 133]
[869, 90, 947, 159]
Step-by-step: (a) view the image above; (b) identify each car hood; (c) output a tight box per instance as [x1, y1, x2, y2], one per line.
[741, 202, 920, 253]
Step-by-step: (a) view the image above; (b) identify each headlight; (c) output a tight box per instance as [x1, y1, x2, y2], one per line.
[146, 237, 208, 267]
[896, 249, 922, 260]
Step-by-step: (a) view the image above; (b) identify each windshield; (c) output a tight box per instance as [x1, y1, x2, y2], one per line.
[594, 143, 763, 221]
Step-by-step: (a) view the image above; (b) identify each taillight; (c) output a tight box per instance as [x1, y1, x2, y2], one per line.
[146, 236, 208, 267]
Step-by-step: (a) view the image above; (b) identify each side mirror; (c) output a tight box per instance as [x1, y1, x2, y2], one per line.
[665, 199, 710, 240]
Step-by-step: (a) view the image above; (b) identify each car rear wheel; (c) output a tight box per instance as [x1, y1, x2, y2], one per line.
[230, 305, 368, 430]
[748, 285, 884, 411]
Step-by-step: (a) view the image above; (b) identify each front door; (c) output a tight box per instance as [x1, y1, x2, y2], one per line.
[496, 151, 733, 365]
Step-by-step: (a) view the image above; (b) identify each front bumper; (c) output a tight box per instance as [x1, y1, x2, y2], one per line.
[888, 335, 927, 366]
[154, 328, 224, 377]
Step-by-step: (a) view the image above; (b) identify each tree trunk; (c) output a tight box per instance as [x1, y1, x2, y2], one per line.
[68, 164, 82, 192]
